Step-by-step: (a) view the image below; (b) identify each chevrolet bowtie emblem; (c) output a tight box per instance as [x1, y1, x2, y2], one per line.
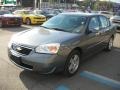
[16, 47, 22, 51]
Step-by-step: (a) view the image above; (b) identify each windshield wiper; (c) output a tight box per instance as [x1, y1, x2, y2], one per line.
[51, 28, 67, 32]
[40, 26, 68, 32]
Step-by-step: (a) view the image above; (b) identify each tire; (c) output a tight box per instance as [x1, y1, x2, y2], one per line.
[26, 18, 31, 25]
[0, 21, 3, 28]
[64, 50, 81, 77]
[105, 37, 114, 51]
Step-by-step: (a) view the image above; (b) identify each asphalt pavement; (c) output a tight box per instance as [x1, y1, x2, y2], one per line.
[0, 25, 120, 90]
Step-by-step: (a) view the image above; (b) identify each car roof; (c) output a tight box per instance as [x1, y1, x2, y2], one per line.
[15, 10, 31, 12]
[61, 12, 101, 17]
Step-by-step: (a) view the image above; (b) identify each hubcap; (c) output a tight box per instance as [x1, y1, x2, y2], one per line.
[109, 38, 113, 50]
[68, 54, 80, 74]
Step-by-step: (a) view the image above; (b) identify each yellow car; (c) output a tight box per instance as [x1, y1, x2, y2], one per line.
[13, 10, 46, 25]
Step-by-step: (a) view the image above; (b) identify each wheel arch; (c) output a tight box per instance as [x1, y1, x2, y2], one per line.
[26, 17, 31, 20]
[111, 34, 114, 39]
[69, 47, 83, 57]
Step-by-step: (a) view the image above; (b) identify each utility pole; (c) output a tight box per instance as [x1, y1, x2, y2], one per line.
[109, 0, 111, 11]
[35, 0, 37, 9]
[40, 0, 42, 9]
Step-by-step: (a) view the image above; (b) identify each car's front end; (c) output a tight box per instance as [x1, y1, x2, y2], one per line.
[8, 27, 80, 74]
[30, 14, 46, 24]
[8, 42, 67, 74]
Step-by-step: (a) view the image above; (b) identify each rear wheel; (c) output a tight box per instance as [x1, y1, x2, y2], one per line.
[105, 37, 114, 51]
[26, 18, 31, 25]
[64, 50, 81, 77]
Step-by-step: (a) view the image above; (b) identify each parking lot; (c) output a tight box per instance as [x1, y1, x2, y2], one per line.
[0, 25, 120, 90]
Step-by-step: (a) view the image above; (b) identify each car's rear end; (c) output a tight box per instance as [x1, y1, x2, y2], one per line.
[0, 10, 22, 27]
[2, 16, 22, 26]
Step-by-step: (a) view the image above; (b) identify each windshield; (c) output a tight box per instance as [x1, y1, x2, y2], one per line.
[41, 14, 87, 33]
[23, 11, 33, 14]
[0, 11, 11, 15]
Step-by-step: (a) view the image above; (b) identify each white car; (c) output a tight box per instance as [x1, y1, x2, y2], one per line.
[99, 11, 113, 19]
[110, 11, 120, 29]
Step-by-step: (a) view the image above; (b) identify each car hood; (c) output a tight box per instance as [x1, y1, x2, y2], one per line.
[2, 14, 21, 18]
[12, 27, 80, 46]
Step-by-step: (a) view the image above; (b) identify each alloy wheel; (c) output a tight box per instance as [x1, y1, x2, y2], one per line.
[68, 54, 80, 74]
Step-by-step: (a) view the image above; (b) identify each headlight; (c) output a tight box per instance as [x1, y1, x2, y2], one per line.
[35, 43, 60, 54]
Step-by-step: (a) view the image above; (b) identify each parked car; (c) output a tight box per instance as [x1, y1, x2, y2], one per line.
[110, 11, 120, 29]
[0, 10, 22, 27]
[8, 13, 116, 77]
[98, 11, 113, 19]
[32, 10, 52, 19]
[35, 9, 62, 19]
[13, 10, 46, 25]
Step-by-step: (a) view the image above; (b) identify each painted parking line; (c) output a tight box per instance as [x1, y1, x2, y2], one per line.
[80, 71, 120, 89]
[56, 85, 70, 90]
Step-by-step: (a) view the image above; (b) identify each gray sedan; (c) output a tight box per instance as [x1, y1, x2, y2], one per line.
[8, 12, 116, 77]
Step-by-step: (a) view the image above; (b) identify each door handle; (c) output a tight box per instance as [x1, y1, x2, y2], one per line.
[95, 32, 101, 36]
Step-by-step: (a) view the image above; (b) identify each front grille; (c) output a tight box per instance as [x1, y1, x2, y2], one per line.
[12, 44, 32, 55]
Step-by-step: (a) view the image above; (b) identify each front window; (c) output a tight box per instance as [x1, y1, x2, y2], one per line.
[41, 14, 87, 33]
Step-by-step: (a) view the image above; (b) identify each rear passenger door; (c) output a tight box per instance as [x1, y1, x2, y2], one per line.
[99, 15, 112, 44]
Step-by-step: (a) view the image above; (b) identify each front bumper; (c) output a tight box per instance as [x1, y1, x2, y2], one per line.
[31, 19, 46, 24]
[8, 48, 67, 74]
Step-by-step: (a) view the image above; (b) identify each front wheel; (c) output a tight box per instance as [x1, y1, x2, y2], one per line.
[26, 18, 31, 25]
[64, 50, 81, 77]
[105, 37, 114, 51]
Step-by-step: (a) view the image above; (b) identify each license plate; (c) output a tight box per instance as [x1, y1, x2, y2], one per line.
[10, 54, 21, 64]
